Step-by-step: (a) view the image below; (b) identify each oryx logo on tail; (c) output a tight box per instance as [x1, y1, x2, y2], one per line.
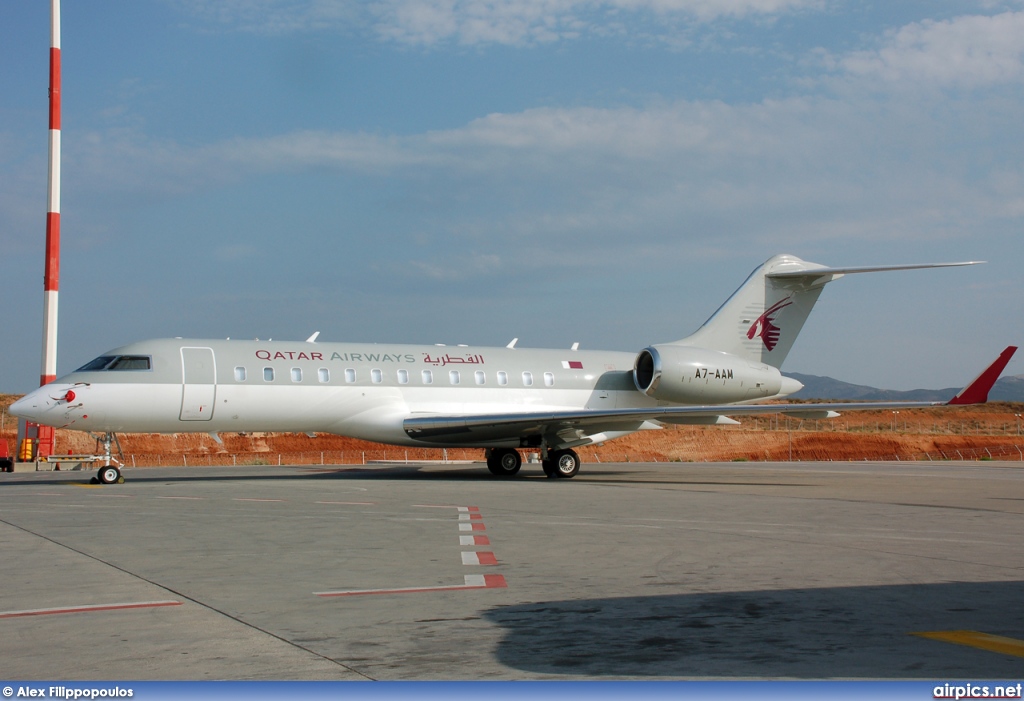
[747, 297, 793, 351]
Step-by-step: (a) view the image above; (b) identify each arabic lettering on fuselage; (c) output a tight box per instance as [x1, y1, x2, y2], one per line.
[422, 353, 485, 366]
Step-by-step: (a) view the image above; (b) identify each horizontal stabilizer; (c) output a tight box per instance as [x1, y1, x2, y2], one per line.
[947, 346, 1018, 405]
[768, 261, 983, 280]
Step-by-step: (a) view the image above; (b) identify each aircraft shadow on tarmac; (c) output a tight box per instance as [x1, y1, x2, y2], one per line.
[2, 463, 662, 486]
[481, 580, 1024, 678]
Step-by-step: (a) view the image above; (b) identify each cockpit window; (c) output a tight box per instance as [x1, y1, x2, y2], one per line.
[108, 356, 151, 370]
[76, 355, 151, 372]
[76, 356, 117, 371]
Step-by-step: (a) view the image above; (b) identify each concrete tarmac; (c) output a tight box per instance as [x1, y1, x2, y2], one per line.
[1, 459, 1023, 680]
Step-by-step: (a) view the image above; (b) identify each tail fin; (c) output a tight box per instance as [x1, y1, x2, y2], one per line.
[675, 254, 982, 369]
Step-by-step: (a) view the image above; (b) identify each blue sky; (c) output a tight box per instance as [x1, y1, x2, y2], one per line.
[1, 0, 1022, 394]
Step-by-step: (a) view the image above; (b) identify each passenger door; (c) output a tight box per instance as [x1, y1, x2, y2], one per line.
[180, 347, 216, 421]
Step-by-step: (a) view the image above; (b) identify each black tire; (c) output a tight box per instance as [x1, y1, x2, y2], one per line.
[98, 466, 121, 485]
[551, 449, 580, 478]
[541, 460, 557, 478]
[487, 448, 522, 476]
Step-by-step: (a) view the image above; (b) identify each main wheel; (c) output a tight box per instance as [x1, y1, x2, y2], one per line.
[550, 449, 580, 478]
[487, 448, 522, 476]
[98, 466, 121, 485]
[541, 460, 557, 478]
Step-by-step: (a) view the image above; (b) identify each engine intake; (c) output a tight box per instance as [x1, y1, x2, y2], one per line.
[633, 345, 784, 404]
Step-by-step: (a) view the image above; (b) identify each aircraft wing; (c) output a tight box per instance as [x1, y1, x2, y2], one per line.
[404, 346, 1017, 448]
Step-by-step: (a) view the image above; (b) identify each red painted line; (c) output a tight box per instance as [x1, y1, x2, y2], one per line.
[0, 600, 181, 619]
[315, 574, 506, 597]
[476, 552, 498, 566]
[460, 535, 490, 545]
[315, 501, 376, 505]
[458, 522, 486, 532]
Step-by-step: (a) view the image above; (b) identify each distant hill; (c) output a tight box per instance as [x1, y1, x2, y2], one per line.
[787, 373, 1024, 402]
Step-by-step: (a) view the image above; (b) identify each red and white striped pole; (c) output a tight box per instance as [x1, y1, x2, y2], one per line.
[42, 0, 60, 388]
[34, 0, 61, 458]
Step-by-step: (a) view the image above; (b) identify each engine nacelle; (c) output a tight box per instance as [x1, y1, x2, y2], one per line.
[633, 345, 784, 404]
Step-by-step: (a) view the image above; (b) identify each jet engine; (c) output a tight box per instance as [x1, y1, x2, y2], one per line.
[633, 345, 786, 404]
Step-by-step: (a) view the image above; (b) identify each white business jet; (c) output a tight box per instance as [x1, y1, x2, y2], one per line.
[11, 254, 1017, 485]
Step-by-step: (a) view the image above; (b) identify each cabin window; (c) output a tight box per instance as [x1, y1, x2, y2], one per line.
[371, 368, 383, 384]
[544, 372, 554, 387]
[398, 369, 409, 384]
[234, 367, 247, 382]
[264, 367, 275, 382]
[449, 370, 460, 385]
[345, 368, 356, 383]
[291, 367, 302, 382]
[318, 368, 329, 383]
[422, 370, 433, 384]
[475, 370, 486, 385]
[497, 371, 508, 386]
[522, 371, 533, 386]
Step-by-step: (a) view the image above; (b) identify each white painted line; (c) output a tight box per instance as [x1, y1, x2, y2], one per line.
[0, 600, 182, 619]
[458, 522, 485, 532]
[315, 501, 376, 505]
[315, 574, 506, 597]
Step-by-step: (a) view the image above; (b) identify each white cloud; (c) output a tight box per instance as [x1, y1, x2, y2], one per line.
[170, 0, 823, 45]
[837, 11, 1024, 88]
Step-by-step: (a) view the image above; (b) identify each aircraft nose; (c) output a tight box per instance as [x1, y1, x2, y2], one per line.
[10, 387, 56, 422]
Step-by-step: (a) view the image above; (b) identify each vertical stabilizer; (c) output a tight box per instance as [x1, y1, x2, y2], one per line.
[676, 255, 828, 368]
[674, 255, 981, 370]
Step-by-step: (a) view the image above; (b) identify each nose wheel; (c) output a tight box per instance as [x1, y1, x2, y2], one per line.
[95, 465, 123, 484]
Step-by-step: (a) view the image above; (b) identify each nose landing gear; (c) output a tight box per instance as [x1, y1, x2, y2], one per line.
[89, 432, 125, 485]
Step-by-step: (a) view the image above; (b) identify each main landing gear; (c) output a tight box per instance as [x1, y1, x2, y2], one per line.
[485, 448, 581, 479]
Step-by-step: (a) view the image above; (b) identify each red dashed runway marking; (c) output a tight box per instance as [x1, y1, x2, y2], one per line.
[461, 551, 498, 566]
[315, 574, 507, 597]
[0, 600, 181, 619]
[460, 535, 490, 545]
[459, 522, 486, 531]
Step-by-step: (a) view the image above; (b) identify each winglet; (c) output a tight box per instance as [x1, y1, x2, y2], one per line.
[947, 346, 1018, 405]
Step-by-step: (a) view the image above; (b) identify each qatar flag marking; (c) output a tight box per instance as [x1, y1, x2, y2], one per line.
[561, 360, 584, 369]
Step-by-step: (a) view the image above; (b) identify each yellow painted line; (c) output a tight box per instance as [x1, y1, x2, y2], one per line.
[72, 484, 103, 489]
[913, 630, 1024, 658]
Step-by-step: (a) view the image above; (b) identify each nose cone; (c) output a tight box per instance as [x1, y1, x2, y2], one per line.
[10, 386, 61, 424]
